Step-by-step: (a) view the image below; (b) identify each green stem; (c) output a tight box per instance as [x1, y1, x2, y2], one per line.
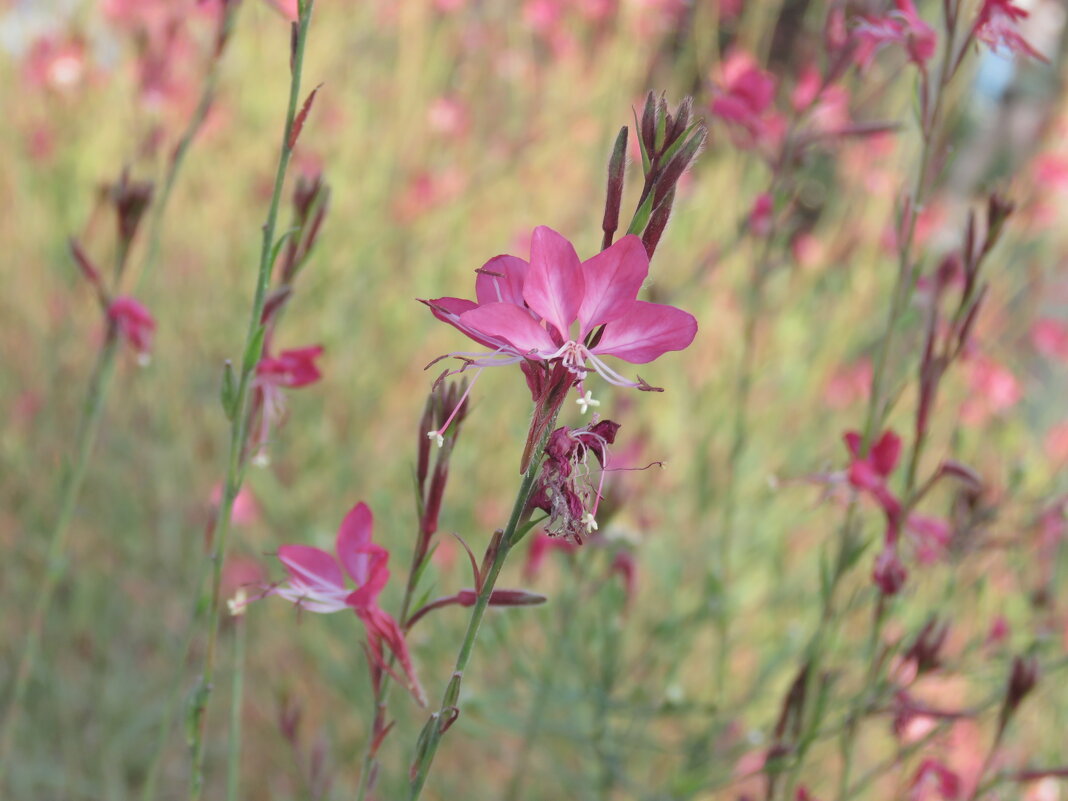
[0, 332, 119, 783]
[186, 4, 315, 797]
[226, 615, 247, 801]
[406, 407, 562, 801]
[503, 561, 583, 801]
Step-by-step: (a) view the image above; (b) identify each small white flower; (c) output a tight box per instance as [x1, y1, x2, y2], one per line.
[575, 390, 600, 414]
[228, 588, 248, 617]
[427, 430, 445, 448]
[581, 512, 598, 532]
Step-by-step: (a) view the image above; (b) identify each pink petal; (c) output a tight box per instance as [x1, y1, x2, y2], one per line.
[592, 301, 697, 364]
[425, 296, 504, 350]
[577, 234, 647, 338]
[522, 226, 583, 340]
[336, 502, 374, 582]
[475, 255, 530, 307]
[345, 544, 390, 608]
[871, 431, 902, 476]
[277, 544, 345, 592]
[358, 606, 426, 705]
[460, 302, 557, 355]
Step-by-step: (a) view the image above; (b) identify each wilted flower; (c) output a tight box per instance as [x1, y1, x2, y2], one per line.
[528, 420, 621, 542]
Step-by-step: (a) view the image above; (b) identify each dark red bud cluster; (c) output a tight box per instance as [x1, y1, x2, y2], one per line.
[628, 92, 707, 258]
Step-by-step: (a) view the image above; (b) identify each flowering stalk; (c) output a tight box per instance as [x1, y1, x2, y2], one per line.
[406, 406, 562, 801]
[779, 5, 969, 797]
[186, 2, 316, 796]
[0, 165, 157, 781]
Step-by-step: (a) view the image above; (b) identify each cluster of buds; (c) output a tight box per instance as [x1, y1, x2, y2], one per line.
[242, 172, 331, 465]
[914, 194, 1014, 448]
[527, 420, 620, 543]
[604, 93, 706, 257]
[69, 169, 158, 364]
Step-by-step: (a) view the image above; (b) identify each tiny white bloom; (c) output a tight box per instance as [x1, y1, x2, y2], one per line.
[581, 512, 598, 532]
[228, 588, 248, 617]
[427, 430, 444, 448]
[575, 390, 600, 414]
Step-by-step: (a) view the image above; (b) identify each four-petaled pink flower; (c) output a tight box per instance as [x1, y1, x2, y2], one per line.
[250, 345, 324, 464]
[269, 502, 425, 703]
[425, 226, 697, 395]
[844, 429, 903, 526]
[108, 296, 156, 365]
[854, 0, 938, 70]
[973, 0, 1046, 62]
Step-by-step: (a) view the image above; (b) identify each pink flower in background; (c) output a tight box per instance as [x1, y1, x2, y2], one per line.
[1045, 422, 1068, 465]
[1031, 318, 1068, 361]
[710, 50, 785, 151]
[427, 95, 470, 138]
[906, 514, 952, 564]
[24, 35, 89, 92]
[844, 429, 903, 525]
[748, 193, 773, 237]
[854, 0, 937, 70]
[108, 296, 156, 364]
[823, 358, 873, 408]
[264, 0, 299, 20]
[973, 0, 1046, 61]
[425, 227, 697, 394]
[265, 502, 424, 702]
[257, 346, 325, 388]
[523, 532, 579, 579]
[210, 483, 261, 527]
[960, 355, 1021, 426]
[250, 345, 324, 463]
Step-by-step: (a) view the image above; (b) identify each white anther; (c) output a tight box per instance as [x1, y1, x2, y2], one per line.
[575, 390, 600, 414]
[427, 430, 445, 448]
[582, 512, 598, 532]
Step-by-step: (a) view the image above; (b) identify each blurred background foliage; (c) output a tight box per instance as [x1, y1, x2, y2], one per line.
[3, 0, 1068, 799]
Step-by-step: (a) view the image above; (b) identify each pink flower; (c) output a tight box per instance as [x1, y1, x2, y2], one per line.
[854, 0, 937, 70]
[906, 514, 952, 564]
[425, 227, 697, 395]
[960, 355, 1021, 426]
[523, 532, 579, 579]
[256, 345, 325, 388]
[748, 193, 773, 237]
[23, 35, 89, 92]
[709, 50, 786, 152]
[108, 296, 156, 364]
[268, 502, 424, 703]
[973, 0, 1046, 61]
[250, 345, 324, 463]
[823, 358, 873, 409]
[844, 429, 903, 526]
[1031, 318, 1068, 361]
